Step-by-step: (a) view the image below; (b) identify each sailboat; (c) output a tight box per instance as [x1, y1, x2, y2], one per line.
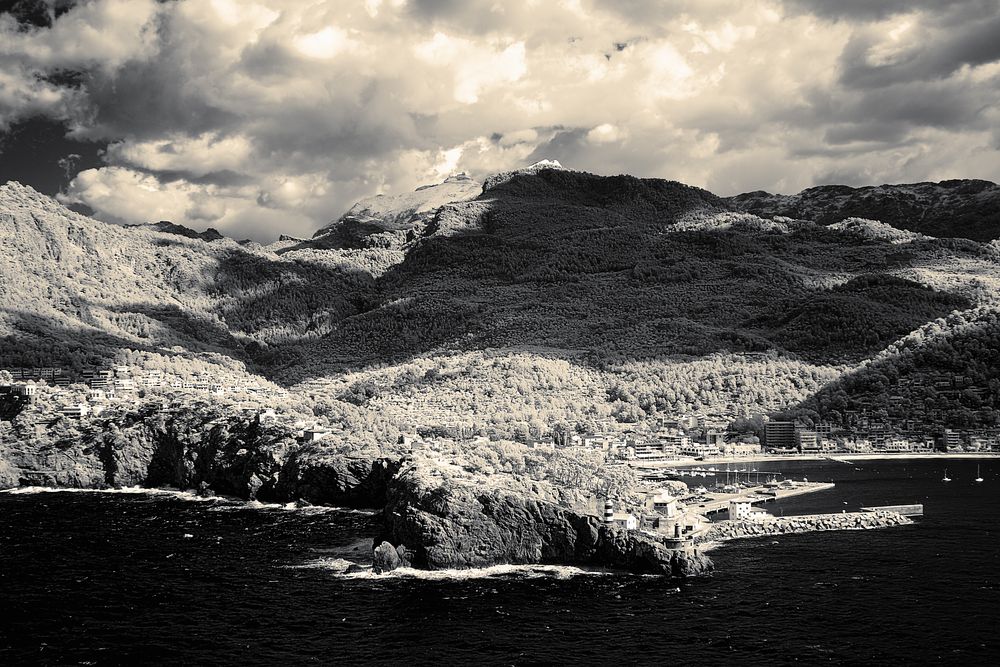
[942, 469, 952, 483]
[974, 465, 983, 483]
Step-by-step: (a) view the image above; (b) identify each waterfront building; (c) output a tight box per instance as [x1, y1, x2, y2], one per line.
[765, 421, 796, 450]
[705, 430, 727, 447]
[721, 442, 762, 457]
[880, 439, 912, 452]
[796, 429, 820, 452]
[679, 442, 721, 458]
[633, 442, 668, 460]
[652, 509, 710, 538]
[941, 429, 962, 451]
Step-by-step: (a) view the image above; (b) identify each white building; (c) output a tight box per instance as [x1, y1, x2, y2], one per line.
[61, 403, 90, 418]
[680, 442, 720, 458]
[611, 512, 639, 530]
[729, 498, 773, 522]
[645, 489, 678, 517]
[302, 428, 331, 442]
[721, 442, 762, 457]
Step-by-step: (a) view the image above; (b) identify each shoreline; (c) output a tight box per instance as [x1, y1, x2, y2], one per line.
[638, 452, 1000, 468]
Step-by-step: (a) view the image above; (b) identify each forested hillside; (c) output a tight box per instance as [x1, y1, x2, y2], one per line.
[780, 308, 1000, 431]
[2, 168, 998, 437]
[281, 170, 991, 380]
[727, 180, 1000, 241]
[0, 181, 374, 380]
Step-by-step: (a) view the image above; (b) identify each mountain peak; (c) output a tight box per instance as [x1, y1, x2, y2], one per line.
[124, 221, 224, 242]
[526, 159, 564, 171]
[312, 173, 483, 242]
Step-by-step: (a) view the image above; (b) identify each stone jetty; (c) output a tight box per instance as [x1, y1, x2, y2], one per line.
[696, 510, 912, 544]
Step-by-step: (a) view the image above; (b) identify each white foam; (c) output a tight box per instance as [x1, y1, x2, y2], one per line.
[292, 558, 623, 581]
[208, 500, 376, 515]
[0, 485, 217, 502]
[0, 486, 376, 514]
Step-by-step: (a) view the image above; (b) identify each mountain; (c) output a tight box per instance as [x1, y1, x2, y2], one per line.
[278, 169, 986, 377]
[0, 181, 369, 381]
[726, 180, 1000, 241]
[123, 221, 224, 242]
[310, 172, 482, 249]
[1, 169, 998, 443]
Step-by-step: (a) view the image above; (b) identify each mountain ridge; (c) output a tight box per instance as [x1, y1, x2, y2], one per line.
[1, 170, 998, 440]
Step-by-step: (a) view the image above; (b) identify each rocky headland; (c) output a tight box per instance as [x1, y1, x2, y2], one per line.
[374, 456, 712, 577]
[0, 412, 711, 577]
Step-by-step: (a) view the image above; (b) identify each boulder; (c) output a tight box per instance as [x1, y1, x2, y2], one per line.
[372, 541, 402, 573]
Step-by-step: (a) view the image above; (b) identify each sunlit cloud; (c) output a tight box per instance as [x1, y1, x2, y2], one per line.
[0, 0, 996, 240]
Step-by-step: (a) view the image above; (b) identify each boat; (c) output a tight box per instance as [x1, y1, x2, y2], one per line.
[942, 469, 952, 483]
[974, 465, 983, 484]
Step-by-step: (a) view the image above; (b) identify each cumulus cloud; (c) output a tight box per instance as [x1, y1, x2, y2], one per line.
[0, 0, 997, 240]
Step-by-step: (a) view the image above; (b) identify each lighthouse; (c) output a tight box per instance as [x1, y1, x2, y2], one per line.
[604, 499, 614, 524]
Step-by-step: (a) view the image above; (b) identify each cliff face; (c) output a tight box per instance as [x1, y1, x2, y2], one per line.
[0, 412, 396, 509]
[376, 461, 713, 577]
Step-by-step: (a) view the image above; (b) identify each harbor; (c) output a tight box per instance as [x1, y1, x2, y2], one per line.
[685, 481, 837, 516]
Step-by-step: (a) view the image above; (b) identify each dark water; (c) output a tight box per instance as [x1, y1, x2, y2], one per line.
[1, 459, 998, 666]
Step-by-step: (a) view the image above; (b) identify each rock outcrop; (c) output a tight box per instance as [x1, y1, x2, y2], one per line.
[276, 453, 401, 507]
[375, 460, 713, 577]
[1, 409, 395, 509]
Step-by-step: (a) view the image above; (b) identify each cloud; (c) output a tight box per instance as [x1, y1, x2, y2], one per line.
[0, 0, 997, 240]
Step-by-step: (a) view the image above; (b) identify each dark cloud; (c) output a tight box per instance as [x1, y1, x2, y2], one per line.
[79, 61, 238, 141]
[524, 128, 590, 167]
[839, 13, 1000, 89]
[0, 0, 77, 30]
[782, 0, 973, 22]
[823, 122, 909, 145]
[0, 116, 103, 194]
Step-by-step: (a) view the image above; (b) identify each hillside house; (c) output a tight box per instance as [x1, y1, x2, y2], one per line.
[302, 428, 331, 442]
[62, 403, 90, 418]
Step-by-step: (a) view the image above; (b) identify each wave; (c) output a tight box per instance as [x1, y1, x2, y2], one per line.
[291, 557, 634, 581]
[0, 485, 218, 502]
[207, 500, 376, 515]
[0, 486, 377, 515]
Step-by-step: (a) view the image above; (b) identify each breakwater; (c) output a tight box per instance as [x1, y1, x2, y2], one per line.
[696, 511, 912, 544]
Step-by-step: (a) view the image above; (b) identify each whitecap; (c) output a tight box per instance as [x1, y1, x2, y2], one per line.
[291, 559, 623, 581]
[0, 486, 219, 502]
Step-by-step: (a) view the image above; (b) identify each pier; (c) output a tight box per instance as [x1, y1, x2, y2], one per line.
[861, 504, 924, 517]
[688, 481, 836, 515]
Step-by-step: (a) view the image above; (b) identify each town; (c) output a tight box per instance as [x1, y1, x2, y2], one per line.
[2, 363, 999, 456]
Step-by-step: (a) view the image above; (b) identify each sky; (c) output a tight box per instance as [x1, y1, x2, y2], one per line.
[0, 0, 998, 241]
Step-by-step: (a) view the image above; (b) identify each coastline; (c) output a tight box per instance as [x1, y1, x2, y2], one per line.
[643, 452, 1000, 468]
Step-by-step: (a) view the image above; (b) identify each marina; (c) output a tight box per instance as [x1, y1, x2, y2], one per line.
[689, 481, 837, 516]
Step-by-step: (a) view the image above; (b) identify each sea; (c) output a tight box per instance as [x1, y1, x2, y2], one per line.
[1, 458, 997, 666]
